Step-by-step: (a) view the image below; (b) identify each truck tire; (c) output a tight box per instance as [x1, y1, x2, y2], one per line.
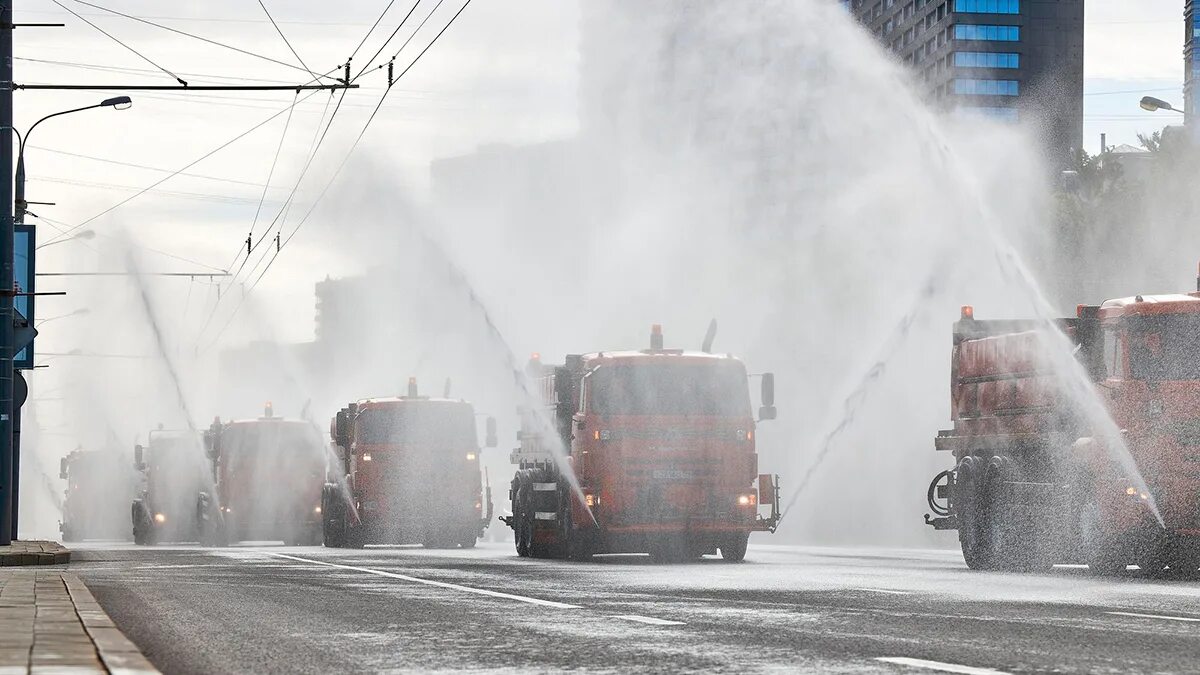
[984, 456, 1047, 572]
[720, 532, 750, 562]
[131, 502, 154, 546]
[955, 456, 994, 570]
[514, 475, 532, 558]
[458, 534, 478, 549]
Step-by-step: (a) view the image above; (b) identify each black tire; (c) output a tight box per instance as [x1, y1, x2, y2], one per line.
[132, 502, 154, 546]
[514, 476, 532, 558]
[983, 457, 1046, 573]
[956, 456, 994, 570]
[459, 534, 478, 549]
[720, 532, 750, 562]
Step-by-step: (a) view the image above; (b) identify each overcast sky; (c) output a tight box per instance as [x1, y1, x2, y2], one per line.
[7, 0, 1189, 352]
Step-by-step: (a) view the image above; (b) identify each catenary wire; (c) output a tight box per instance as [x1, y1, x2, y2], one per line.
[68, 0, 340, 82]
[257, 0, 318, 79]
[51, 0, 186, 84]
[201, 0, 475, 352]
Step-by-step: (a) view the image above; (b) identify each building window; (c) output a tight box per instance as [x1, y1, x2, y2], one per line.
[953, 24, 1020, 41]
[956, 106, 1020, 121]
[954, 78, 1019, 95]
[954, 0, 1019, 14]
[954, 51, 1020, 68]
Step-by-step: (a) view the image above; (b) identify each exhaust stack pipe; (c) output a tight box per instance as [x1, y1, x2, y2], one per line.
[650, 324, 664, 350]
[701, 319, 717, 353]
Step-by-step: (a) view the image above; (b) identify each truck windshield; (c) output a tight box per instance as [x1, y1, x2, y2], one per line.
[589, 363, 751, 416]
[356, 404, 477, 447]
[222, 422, 324, 466]
[1128, 314, 1200, 381]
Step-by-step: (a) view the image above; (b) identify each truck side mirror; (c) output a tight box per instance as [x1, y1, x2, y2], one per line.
[759, 372, 777, 421]
[485, 417, 498, 448]
[203, 430, 219, 460]
[134, 444, 145, 470]
[59, 457, 68, 480]
[334, 410, 349, 449]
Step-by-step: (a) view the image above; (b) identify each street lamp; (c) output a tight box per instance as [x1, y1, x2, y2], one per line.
[1140, 96, 1184, 114]
[34, 229, 94, 251]
[14, 96, 132, 223]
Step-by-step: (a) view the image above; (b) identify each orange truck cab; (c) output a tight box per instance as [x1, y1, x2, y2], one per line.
[926, 285, 1200, 574]
[131, 429, 208, 545]
[324, 380, 497, 548]
[198, 405, 328, 546]
[60, 447, 137, 542]
[503, 325, 781, 562]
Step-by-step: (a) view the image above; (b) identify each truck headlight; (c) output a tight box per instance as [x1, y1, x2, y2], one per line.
[154, 513, 166, 524]
[737, 494, 757, 507]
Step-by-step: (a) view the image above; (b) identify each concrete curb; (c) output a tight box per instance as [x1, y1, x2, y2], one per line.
[63, 574, 159, 674]
[0, 541, 71, 567]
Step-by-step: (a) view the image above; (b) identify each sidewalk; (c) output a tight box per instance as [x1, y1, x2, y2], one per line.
[0, 569, 159, 674]
[0, 541, 70, 567]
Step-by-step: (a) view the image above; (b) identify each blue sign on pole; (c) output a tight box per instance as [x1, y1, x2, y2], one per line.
[14, 225, 33, 369]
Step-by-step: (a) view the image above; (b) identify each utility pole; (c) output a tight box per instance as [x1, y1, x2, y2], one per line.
[0, 0, 14, 547]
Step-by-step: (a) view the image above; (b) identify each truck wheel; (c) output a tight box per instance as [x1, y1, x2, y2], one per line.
[345, 523, 366, 549]
[459, 534, 478, 549]
[984, 457, 1046, 572]
[956, 456, 994, 570]
[720, 533, 749, 562]
[514, 477, 532, 558]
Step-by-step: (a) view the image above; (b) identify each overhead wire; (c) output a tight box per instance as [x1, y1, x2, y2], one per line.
[32, 214, 228, 273]
[195, 87, 342, 342]
[41, 75, 340, 247]
[229, 89, 300, 279]
[50, 0, 186, 85]
[257, 0, 318, 80]
[347, 0, 399, 64]
[68, 0, 340, 82]
[199, 0, 475, 352]
[14, 56, 297, 85]
[26, 145, 291, 190]
[350, 0, 423, 82]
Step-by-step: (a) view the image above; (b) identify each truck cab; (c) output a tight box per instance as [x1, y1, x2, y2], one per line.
[131, 429, 208, 545]
[324, 381, 497, 548]
[199, 405, 328, 546]
[60, 447, 137, 542]
[507, 325, 781, 562]
[927, 289, 1200, 574]
[1087, 295, 1200, 564]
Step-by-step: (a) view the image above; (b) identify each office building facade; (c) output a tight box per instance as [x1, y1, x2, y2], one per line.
[1188, 0, 1198, 129]
[845, 0, 1084, 167]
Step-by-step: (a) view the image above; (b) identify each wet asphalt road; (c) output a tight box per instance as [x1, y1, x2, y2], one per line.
[67, 541, 1200, 674]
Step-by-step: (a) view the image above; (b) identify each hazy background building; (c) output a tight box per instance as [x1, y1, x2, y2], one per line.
[847, 0, 1085, 168]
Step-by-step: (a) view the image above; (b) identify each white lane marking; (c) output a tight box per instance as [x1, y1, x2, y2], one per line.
[1106, 611, 1200, 623]
[614, 615, 685, 626]
[853, 587, 911, 595]
[876, 657, 1010, 674]
[264, 552, 581, 609]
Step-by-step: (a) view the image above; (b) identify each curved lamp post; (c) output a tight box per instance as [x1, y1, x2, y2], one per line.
[15, 96, 132, 224]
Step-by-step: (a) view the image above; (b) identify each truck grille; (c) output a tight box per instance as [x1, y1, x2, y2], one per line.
[1172, 420, 1200, 447]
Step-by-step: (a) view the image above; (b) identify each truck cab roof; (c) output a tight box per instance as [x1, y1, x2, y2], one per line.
[1099, 294, 1200, 319]
[579, 350, 743, 367]
[354, 397, 472, 411]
